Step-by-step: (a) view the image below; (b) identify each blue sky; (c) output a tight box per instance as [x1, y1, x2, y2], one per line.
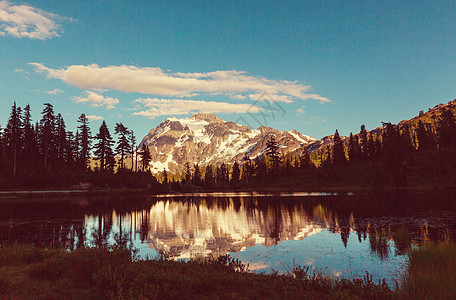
[1, 0, 455, 140]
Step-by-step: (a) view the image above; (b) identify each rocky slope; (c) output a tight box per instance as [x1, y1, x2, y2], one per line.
[303, 98, 456, 153]
[139, 113, 316, 173]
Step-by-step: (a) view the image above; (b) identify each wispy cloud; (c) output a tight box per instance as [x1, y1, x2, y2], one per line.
[29, 63, 330, 103]
[296, 106, 306, 115]
[47, 88, 63, 94]
[132, 98, 263, 119]
[0, 0, 73, 40]
[86, 115, 103, 121]
[73, 91, 119, 109]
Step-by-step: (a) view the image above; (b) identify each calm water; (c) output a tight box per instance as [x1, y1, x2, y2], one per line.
[1, 191, 456, 285]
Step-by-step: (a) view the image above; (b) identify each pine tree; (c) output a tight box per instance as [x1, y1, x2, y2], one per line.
[22, 104, 35, 159]
[204, 164, 214, 186]
[77, 114, 92, 169]
[332, 130, 346, 165]
[184, 162, 192, 182]
[39, 103, 56, 172]
[193, 163, 201, 184]
[216, 163, 228, 183]
[359, 125, 368, 158]
[129, 130, 137, 172]
[138, 144, 151, 172]
[382, 122, 403, 185]
[94, 121, 114, 172]
[416, 120, 433, 151]
[347, 132, 360, 161]
[241, 156, 254, 183]
[5, 102, 22, 176]
[438, 109, 456, 147]
[255, 154, 268, 179]
[300, 147, 312, 170]
[265, 135, 280, 175]
[231, 161, 240, 183]
[162, 169, 168, 184]
[114, 122, 130, 170]
[66, 131, 78, 164]
[55, 113, 67, 162]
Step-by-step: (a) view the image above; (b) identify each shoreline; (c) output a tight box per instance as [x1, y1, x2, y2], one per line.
[0, 184, 452, 199]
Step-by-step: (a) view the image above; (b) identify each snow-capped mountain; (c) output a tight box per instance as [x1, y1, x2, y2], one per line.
[139, 113, 316, 173]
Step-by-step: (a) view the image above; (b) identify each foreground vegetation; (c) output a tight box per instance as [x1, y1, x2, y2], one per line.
[0, 241, 455, 299]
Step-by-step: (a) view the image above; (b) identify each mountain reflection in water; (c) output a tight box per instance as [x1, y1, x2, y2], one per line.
[1, 192, 456, 282]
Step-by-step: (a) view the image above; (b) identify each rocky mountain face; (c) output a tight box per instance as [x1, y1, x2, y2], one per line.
[139, 113, 316, 173]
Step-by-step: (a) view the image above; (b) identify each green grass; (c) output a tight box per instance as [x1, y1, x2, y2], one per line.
[399, 241, 456, 299]
[1, 242, 455, 299]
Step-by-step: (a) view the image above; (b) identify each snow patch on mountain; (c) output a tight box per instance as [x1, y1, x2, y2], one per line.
[139, 113, 316, 173]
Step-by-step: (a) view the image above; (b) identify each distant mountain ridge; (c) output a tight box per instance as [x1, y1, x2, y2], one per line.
[303, 98, 456, 153]
[139, 113, 316, 173]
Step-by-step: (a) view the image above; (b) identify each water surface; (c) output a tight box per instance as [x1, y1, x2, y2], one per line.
[1, 191, 455, 285]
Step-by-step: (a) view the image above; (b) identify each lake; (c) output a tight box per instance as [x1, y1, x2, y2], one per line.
[1, 191, 455, 285]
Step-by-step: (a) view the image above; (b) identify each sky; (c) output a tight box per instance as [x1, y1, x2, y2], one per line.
[1, 0, 455, 140]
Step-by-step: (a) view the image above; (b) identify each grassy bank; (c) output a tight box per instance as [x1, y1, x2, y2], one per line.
[400, 241, 456, 299]
[1, 242, 455, 299]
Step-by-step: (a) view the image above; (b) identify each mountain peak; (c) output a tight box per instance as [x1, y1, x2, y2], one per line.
[190, 113, 224, 124]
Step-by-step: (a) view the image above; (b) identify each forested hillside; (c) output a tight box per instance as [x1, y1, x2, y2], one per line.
[1, 99, 455, 190]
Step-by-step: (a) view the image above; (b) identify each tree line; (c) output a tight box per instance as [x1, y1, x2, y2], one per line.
[2, 100, 455, 190]
[163, 102, 456, 189]
[0, 102, 157, 188]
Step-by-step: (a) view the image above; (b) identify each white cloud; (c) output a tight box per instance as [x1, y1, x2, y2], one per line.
[47, 88, 63, 94]
[86, 115, 103, 121]
[73, 91, 119, 109]
[29, 63, 330, 103]
[132, 98, 263, 119]
[0, 0, 72, 40]
[296, 106, 306, 115]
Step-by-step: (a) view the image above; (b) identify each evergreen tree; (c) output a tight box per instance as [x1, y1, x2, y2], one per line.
[332, 130, 346, 165]
[66, 131, 78, 164]
[300, 147, 312, 170]
[255, 154, 268, 179]
[162, 169, 168, 184]
[184, 162, 192, 182]
[114, 122, 130, 170]
[416, 121, 433, 151]
[193, 163, 201, 184]
[5, 102, 22, 176]
[359, 125, 368, 158]
[265, 135, 280, 175]
[347, 132, 360, 161]
[241, 156, 254, 183]
[105, 145, 116, 174]
[400, 123, 415, 153]
[129, 130, 137, 172]
[77, 114, 92, 169]
[438, 109, 456, 147]
[22, 104, 35, 158]
[138, 144, 151, 172]
[204, 164, 214, 185]
[366, 134, 375, 157]
[55, 113, 67, 162]
[217, 163, 229, 183]
[39, 103, 56, 172]
[94, 121, 114, 172]
[231, 161, 240, 183]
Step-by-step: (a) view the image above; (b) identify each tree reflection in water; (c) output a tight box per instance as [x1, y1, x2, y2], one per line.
[0, 192, 455, 264]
